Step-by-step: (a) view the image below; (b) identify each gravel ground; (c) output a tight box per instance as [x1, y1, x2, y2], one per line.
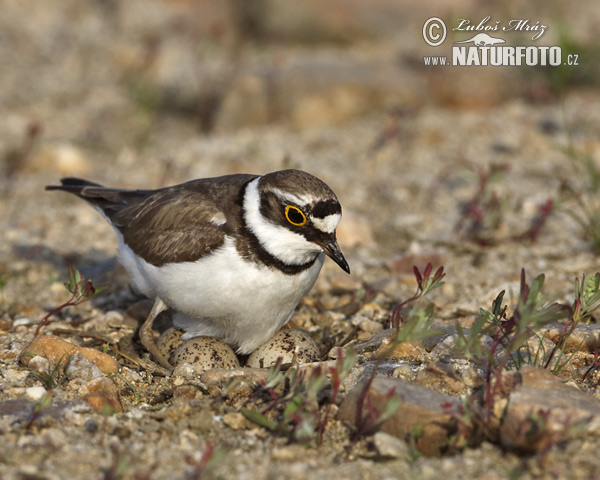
[2, 1, 600, 479]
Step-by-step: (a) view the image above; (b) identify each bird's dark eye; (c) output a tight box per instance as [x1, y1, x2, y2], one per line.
[285, 205, 307, 226]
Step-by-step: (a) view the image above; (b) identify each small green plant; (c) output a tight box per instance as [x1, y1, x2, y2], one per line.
[35, 262, 109, 337]
[390, 263, 446, 338]
[26, 354, 71, 390]
[344, 264, 446, 454]
[456, 270, 566, 415]
[241, 348, 357, 444]
[25, 391, 54, 430]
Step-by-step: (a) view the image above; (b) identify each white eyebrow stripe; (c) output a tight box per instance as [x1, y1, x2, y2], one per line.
[310, 213, 341, 234]
[270, 187, 316, 206]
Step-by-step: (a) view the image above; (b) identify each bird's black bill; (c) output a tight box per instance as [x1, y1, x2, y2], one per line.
[320, 239, 350, 274]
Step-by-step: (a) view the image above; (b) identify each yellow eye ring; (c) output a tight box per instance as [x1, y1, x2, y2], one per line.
[285, 205, 307, 226]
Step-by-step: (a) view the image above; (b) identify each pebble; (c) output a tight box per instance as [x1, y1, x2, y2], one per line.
[66, 353, 104, 383]
[27, 355, 50, 376]
[223, 412, 250, 430]
[2, 368, 31, 388]
[25, 386, 47, 401]
[20, 336, 118, 374]
[373, 431, 410, 459]
[352, 315, 384, 334]
[80, 377, 122, 414]
[246, 329, 320, 368]
[500, 367, 600, 452]
[337, 376, 463, 457]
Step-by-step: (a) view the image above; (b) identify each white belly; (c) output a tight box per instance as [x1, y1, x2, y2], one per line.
[118, 236, 324, 353]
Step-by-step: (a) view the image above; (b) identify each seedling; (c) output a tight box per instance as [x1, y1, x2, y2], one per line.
[35, 262, 109, 337]
[241, 348, 357, 444]
[345, 264, 446, 454]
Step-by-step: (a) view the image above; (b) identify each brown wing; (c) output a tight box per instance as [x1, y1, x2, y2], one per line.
[47, 175, 257, 266]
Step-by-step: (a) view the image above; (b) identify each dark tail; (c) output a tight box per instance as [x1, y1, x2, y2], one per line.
[46, 178, 105, 198]
[46, 178, 153, 217]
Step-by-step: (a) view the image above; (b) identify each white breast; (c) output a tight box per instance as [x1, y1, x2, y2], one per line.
[118, 236, 324, 354]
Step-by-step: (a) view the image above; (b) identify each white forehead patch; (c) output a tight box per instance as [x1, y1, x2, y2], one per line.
[310, 213, 341, 234]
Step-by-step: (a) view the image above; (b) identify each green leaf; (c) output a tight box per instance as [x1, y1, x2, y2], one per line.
[240, 408, 277, 430]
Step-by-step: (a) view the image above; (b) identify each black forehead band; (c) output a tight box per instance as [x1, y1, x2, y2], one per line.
[311, 199, 341, 219]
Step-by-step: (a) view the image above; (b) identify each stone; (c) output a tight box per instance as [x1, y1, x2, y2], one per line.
[66, 353, 104, 382]
[415, 362, 473, 396]
[337, 376, 466, 456]
[223, 412, 251, 430]
[27, 355, 50, 376]
[373, 431, 410, 459]
[25, 386, 48, 401]
[499, 367, 600, 452]
[200, 368, 270, 397]
[538, 323, 600, 353]
[20, 336, 118, 374]
[81, 377, 122, 414]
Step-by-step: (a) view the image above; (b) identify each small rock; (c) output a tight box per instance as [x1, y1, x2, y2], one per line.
[337, 376, 466, 457]
[500, 366, 600, 452]
[20, 336, 118, 374]
[66, 353, 104, 382]
[27, 355, 50, 376]
[375, 338, 428, 362]
[246, 329, 320, 368]
[172, 385, 201, 403]
[223, 412, 251, 430]
[170, 336, 239, 375]
[200, 368, 269, 397]
[522, 335, 557, 367]
[2, 367, 31, 388]
[539, 323, 600, 353]
[352, 315, 384, 335]
[25, 386, 48, 401]
[373, 431, 410, 459]
[415, 362, 470, 396]
[81, 377, 122, 414]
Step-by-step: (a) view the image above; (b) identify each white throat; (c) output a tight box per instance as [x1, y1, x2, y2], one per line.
[243, 178, 321, 265]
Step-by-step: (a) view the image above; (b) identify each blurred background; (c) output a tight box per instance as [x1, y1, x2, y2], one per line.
[2, 0, 600, 297]
[1, 0, 598, 173]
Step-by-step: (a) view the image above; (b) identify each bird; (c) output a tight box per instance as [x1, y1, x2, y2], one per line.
[46, 170, 350, 369]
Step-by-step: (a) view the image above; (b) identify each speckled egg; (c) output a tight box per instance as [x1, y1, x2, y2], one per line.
[156, 327, 185, 361]
[245, 329, 320, 369]
[170, 336, 240, 373]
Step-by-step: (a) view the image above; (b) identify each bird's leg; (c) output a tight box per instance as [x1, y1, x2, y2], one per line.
[139, 297, 173, 371]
